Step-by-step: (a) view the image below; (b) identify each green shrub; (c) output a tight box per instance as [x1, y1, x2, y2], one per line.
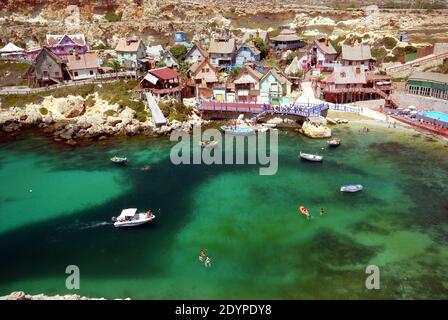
[104, 109, 118, 117]
[135, 111, 148, 122]
[169, 45, 188, 61]
[92, 44, 112, 50]
[384, 37, 397, 49]
[39, 107, 48, 115]
[105, 11, 122, 22]
[84, 95, 96, 108]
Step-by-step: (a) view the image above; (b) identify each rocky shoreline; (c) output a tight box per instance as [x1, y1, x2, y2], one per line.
[0, 291, 128, 300]
[0, 95, 210, 145]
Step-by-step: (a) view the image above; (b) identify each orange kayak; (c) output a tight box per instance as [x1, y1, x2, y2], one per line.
[299, 206, 311, 218]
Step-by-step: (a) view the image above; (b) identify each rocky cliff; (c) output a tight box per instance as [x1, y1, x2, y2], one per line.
[1, 1, 448, 49]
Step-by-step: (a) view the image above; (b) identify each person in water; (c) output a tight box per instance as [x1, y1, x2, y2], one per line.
[199, 249, 207, 262]
[320, 208, 325, 216]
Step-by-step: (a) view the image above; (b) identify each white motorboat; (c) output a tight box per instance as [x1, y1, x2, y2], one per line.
[221, 125, 256, 136]
[113, 208, 155, 228]
[340, 184, 363, 193]
[299, 152, 323, 162]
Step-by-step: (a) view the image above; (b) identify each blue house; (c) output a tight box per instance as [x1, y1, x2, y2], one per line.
[235, 43, 260, 67]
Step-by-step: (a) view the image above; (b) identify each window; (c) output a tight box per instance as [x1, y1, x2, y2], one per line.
[89, 70, 94, 75]
[43, 71, 48, 77]
[74, 71, 79, 77]
[55, 71, 59, 77]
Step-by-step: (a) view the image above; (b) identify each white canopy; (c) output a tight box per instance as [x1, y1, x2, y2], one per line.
[119, 208, 137, 218]
[285, 56, 300, 75]
[0, 42, 24, 53]
[143, 73, 159, 85]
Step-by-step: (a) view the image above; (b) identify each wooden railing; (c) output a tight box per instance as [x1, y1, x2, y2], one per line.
[0, 71, 137, 95]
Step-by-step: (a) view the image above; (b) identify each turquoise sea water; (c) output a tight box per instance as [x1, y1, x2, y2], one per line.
[0, 125, 447, 299]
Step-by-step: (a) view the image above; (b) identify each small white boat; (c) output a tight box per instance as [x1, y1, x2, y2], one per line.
[340, 184, 363, 193]
[112, 208, 155, 228]
[221, 125, 256, 136]
[111, 156, 128, 165]
[299, 152, 323, 162]
[327, 138, 341, 147]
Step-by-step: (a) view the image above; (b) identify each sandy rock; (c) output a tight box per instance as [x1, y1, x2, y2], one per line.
[54, 96, 85, 118]
[119, 107, 136, 126]
[301, 121, 332, 139]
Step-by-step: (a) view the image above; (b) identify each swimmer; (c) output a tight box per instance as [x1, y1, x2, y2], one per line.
[320, 208, 325, 216]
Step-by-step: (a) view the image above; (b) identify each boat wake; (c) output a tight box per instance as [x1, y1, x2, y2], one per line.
[56, 221, 111, 233]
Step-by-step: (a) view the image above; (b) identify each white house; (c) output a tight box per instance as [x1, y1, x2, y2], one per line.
[66, 52, 100, 80]
[185, 43, 208, 64]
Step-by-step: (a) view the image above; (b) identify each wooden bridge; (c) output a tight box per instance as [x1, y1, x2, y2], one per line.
[197, 100, 358, 120]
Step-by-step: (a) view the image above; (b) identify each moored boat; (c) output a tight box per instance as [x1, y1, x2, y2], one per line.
[298, 206, 311, 218]
[340, 184, 363, 193]
[221, 125, 256, 136]
[111, 156, 128, 165]
[299, 152, 323, 162]
[327, 138, 341, 147]
[112, 208, 155, 228]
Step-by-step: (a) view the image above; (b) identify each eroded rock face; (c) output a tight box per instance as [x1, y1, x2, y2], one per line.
[301, 120, 332, 138]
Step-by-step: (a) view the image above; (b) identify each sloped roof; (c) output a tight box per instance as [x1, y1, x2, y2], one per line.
[148, 67, 179, 80]
[333, 65, 366, 84]
[0, 42, 24, 53]
[209, 38, 236, 54]
[341, 44, 372, 61]
[261, 69, 291, 85]
[313, 39, 337, 55]
[46, 34, 86, 46]
[37, 47, 64, 64]
[189, 59, 216, 75]
[234, 65, 264, 84]
[185, 43, 208, 59]
[237, 43, 260, 56]
[67, 52, 99, 70]
[271, 28, 303, 42]
[409, 71, 448, 84]
[115, 38, 143, 52]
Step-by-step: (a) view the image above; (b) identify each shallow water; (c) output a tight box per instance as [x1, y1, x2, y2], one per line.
[0, 125, 447, 299]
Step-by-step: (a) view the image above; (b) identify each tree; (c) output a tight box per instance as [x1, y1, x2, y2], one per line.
[110, 59, 121, 73]
[176, 61, 192, 77]
[253, 37, 269, 60]
[229, 67, 242, 78]
[169, 45, 188, 62]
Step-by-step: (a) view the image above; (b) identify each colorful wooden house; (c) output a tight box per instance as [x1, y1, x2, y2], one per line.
[232, 65, 264, 102]
[26, 47, 66, 87]
[340, 44, 375, 71]
[115, 37, 146, 69]
[270, 26, 305, 51]
[140, 67, 183, 100]
[46, 34, 89, 57]
[235, 43, 260, 67]
[184, 43, 208, 64]
[187, 59, 219, 99]
[407, 72, 448, 100]
[66, 52, 100, 80]
[259, 69, 292, 104]
[305, 37, 338, 71]
[208, 38, 236, 67]
[320, 65, 393, 103]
